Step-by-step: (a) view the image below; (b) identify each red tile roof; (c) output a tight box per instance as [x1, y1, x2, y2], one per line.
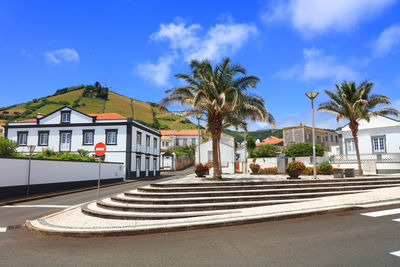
[256, 136, 283, 146]
[160, 129, 200, 136]
[88, 113, 126, 120]
[19, 118, 37, 122]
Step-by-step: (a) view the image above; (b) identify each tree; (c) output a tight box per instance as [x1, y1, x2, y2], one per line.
[318, 80, 399, 175]
[284, 142, 324, 157]
[246, 136, 256, 154]
[161, 58, 275, 179]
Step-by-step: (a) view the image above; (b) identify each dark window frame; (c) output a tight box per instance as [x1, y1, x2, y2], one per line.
[136, 131, 142, 145]
[17, 131, 28, 146]
[153, 137, 157, 149]
[82, 130, 95, 145]
[60, 111, 71, 124]
[371, 135, 387, 154]
[38, 131, 49, 146]
[105, 129, 118, 145]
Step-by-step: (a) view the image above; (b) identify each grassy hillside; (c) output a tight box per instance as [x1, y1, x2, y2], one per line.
[0, 84, 196, 130]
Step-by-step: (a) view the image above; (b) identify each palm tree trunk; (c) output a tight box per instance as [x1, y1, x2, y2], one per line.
[211, 133, 222, 179]
[349, 120, 363, 175]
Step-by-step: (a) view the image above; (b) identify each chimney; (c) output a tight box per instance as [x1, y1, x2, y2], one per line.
[36, 113, 45, 119]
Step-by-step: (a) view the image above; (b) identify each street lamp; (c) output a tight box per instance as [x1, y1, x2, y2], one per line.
[306, 91, 319, 179]
[196, 114, 202, 164]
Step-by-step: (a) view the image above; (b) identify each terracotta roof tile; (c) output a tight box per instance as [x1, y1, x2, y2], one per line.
[88, 113, 126, 120]
[256, 136, 283, 146]
[19, 118, 37, 122]
[160, 129, 200, 136]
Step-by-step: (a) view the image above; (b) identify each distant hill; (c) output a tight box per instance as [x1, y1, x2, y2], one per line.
[0, 83, 197, 130]
[224, 129, 283, 143]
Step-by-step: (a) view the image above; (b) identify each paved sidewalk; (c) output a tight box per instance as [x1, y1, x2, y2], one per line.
[26, 174, 400, 237]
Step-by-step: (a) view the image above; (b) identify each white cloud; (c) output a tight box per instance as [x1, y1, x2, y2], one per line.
[137, 19, 258, 87]
[136, 55, 175, 87]
[373, 24, 400, 57]
[44, 48, 79, 65]
[263, 0, 395, 36]
[20, 49, 32, 58]
[277, 47, 359, 81]
[150, 21, 257, 62]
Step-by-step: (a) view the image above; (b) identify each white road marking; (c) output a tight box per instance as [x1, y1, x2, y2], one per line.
[1, 205, 69, 208]
[361, 208, 400, 217]
[390, 251, 400, 257]
[0, 227, 7, 232]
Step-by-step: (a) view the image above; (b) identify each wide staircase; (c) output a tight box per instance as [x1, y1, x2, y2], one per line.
[81, 177, 400, 220]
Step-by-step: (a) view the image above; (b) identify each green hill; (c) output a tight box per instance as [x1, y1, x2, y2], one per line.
[0, 83, 197, 130]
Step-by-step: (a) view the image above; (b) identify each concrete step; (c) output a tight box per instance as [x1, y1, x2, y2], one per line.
[81, 202, 234, 220]
[152, 177, 400, 188]
[96, 197, 312, 213]
[125, 184, 400, 199]
[111, 191, 362, 205]
[140, 180, 400, 193]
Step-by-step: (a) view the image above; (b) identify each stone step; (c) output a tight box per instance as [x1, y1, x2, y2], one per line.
[111, 191, 362, 205]
[96, 197, 312, 213]
[125, 184, 400, 199]
[152, 177, 400, 188]
[140, 180, 400, 193]
[81, 202, 233, 220]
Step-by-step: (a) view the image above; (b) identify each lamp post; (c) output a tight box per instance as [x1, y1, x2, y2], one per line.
[196, 114, 202, 164]
[244, 131, 247, 174]
[306, 92, 319, 179]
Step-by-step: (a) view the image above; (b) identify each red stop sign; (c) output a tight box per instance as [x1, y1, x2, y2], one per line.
[94, 142, 106, 156]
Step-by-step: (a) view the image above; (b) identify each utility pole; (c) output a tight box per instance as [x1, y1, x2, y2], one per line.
[196, 114, 202, 164]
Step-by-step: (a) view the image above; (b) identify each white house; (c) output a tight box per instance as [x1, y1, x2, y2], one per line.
[5, 106, 161, 180]
[195, 133, 236, 174]
[337, 115, 400, 155]
[160, 129, 201, 150]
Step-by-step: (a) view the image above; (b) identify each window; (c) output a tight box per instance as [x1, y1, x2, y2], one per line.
[146, 135, 150, 147]
[17, 131, 28, 146]
[317, 136, 321, 143]
[176, 139, 179, 146]
[165, 141, 169, 147]
[61, 111, 71, 123]
[192, 138, 196, 145]
[105, 129, 117, 145]
[330, 135, 333, 142]
[38, 131, 49, 146]
[372, 136, 385, 153]
[83, 130, 94, 145]
[208, 151, 213, 162]
[335, 136, 338, 143]
[346, 139, 355, 153]
[136, 132, 142, 144]
[183, 138, 187, 146]
[154, 138, 157, 149]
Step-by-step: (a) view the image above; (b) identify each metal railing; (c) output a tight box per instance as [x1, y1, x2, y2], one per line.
[331, 153, 400, 163]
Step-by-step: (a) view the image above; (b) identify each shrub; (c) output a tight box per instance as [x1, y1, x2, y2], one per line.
[286, 161, 306, 172]
[0, 137, 19, 157]
[284, 142, 324, 157]
[259, 167, 277, 174]
[77, 149, 90, 157]
[318, 161, 333, 175]
[251, 144, 279, 158]
[42, 148, 56, 157]
[303, 167, 314, 175]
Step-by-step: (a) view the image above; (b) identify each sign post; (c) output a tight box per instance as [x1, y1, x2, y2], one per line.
[94, 142, 106, 200]
[26, 145, 36, 196]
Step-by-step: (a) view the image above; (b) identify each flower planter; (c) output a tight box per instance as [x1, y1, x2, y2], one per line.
[287, 169, 301, 179]
[195, 170, 205, 177]
[251, 168, 260, 174]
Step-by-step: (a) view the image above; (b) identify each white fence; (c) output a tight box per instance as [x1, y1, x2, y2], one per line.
[0, 157, 124, 188]
[331, 153, 400, 163]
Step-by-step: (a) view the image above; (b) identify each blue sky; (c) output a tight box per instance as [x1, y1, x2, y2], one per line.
[1, 0, 400, 130]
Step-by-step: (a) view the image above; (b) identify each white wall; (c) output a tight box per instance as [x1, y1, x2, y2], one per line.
[0, 158, 124, 187]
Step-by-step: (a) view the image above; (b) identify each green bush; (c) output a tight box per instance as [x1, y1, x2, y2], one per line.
[318, 161, 333, 175]
[284, 142, 324, 157]
[0, 137, 19, 157]
[77, 149, 89, 157]
[251, 144, 279, 158]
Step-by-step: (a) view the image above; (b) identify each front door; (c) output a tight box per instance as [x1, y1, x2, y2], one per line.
[136, 157, 141, 178]
[145, 158, 149, 176]
[153, 158, 157, 176]
[60, 132, 71, 151]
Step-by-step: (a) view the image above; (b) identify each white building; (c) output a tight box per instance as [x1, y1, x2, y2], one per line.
[160, 129, 201, 150]
[337, 115, 400, 155]
[195, 133, 237, 174]
[5, 106, 161, 179]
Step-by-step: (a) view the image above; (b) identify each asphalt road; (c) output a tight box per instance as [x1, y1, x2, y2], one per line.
[1, 170, 400, 266]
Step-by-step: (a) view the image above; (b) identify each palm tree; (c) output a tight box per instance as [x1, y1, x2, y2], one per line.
[161, 57, 275, 179]
[318, 80, 399, 175]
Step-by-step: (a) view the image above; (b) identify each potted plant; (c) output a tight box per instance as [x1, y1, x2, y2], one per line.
[249, 163, 260, 174]
[286, 161, 306, 179]
[195, 163, 209, 177]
